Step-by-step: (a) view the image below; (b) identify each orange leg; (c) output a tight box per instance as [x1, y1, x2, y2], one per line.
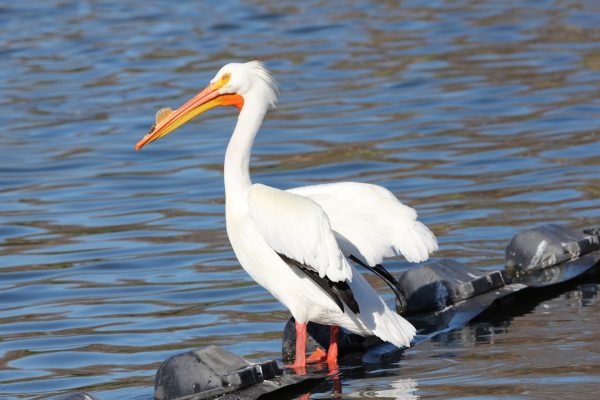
[326, 325, 340, 367]
[292, 321, 307, 368]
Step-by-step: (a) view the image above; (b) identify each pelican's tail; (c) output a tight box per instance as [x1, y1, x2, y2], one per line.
[371, 306, 416, 348]
[345, 268, 417, 349]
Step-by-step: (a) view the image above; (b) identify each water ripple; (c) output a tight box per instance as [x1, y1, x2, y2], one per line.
[1, 1, 599, 399]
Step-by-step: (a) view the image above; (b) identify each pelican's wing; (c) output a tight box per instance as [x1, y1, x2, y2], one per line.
[248, 183, 353, 283]
[288, 182, 438, 266]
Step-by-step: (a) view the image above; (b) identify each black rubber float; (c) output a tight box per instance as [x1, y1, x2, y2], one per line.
[153, 346, 324, 400]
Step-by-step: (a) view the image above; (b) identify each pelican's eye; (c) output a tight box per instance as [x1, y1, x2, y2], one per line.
[221, 73, 231, 83]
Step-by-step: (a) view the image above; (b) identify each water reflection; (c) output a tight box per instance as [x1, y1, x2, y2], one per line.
[344, 378, 419, 400]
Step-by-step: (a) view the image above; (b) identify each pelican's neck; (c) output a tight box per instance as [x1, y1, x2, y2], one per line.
[224, 94, 267, 210]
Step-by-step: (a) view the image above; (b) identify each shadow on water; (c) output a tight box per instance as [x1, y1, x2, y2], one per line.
[473, 268, 600, 324]
[1, 0, 600, 399]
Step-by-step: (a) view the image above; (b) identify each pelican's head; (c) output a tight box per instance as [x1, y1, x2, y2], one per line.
[135, 60, 277, 150]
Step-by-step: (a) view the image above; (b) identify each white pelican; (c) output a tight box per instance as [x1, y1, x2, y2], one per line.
[136, 61, 438, 367]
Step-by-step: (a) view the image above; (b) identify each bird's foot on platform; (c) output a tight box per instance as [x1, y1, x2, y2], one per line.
[306, 347, 327, 362]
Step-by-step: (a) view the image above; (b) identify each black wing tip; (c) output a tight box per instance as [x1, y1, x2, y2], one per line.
[349, 254, 407, 314]
[277, 253, 359, 314]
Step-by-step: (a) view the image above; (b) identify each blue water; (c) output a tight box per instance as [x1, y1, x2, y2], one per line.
[1, 1, 600, 399]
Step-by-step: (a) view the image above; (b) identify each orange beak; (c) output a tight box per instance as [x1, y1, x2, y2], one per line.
[135, 82, 243, 150]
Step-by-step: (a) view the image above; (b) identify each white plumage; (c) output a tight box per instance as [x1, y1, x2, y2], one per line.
[289, 182, 438, 265]
[226, 209, 417, 346]
[249, 184, 353, 282]
[136, 61, 438, 366]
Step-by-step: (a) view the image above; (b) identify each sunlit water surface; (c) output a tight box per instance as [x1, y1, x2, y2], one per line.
[1, 1, 600, 399]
